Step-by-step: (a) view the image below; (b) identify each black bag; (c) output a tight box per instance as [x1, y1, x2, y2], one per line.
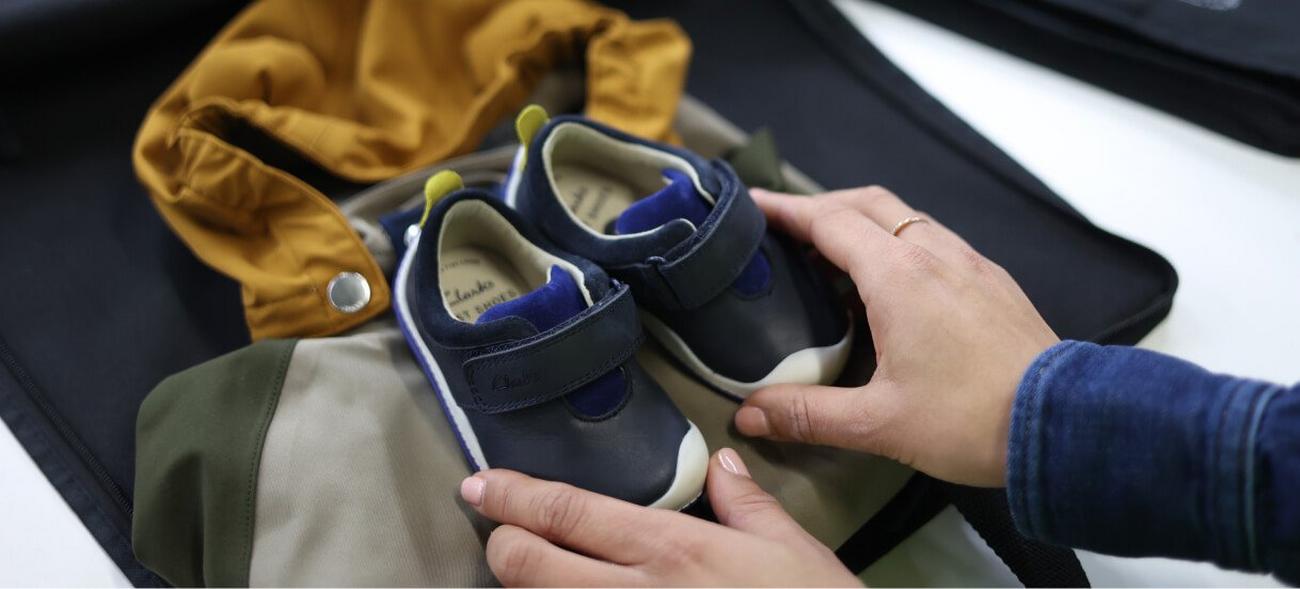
[874, 0, 1300, 157]
[0, 0, 1174, 585]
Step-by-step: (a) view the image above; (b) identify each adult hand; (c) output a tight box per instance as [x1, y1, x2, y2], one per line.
[460, 449, 860, 587]
[736, 187, 1059, 487]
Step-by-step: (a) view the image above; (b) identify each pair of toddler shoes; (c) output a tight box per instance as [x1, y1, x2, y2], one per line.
[394, 107, 851, 510]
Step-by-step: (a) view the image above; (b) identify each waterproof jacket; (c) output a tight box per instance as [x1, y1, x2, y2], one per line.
[134, 0, 689, 339]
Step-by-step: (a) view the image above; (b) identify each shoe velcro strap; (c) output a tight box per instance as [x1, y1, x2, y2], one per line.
[461, 282, 642, 414]
[621, 166, 766, 310]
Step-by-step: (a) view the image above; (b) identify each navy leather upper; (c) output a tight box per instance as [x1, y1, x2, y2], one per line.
[463, 282, 642, 414]
[654, 233, 847, 382]
[612, 165, 766, 311]
[515, 117, 849, 384]
[401, 191, 688, 505]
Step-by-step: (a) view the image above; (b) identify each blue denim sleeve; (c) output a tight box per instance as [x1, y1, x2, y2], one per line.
[1007, 340, 1300, 583]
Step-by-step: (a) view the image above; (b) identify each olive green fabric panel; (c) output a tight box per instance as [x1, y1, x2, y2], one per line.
[726, 128, 789, 192]
[673, 95, 823, 193]
[133, 338, 296, 587]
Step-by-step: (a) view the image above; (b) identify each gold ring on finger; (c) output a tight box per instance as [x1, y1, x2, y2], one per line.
[890, 216, 930, 237]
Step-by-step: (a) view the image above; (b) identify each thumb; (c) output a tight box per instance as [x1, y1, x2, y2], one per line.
[707, 448, 808, 543]
[735, 383, 891, 454]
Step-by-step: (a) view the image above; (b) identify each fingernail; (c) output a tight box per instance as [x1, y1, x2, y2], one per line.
[718, 448, 750, 478]
[749, 187, 769, 197]
[460, 476, 485, 506]
[735, 406, 771, 437]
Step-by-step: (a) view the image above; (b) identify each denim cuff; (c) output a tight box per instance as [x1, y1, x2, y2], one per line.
[1006, 339, 1078, 543]
[1006, 340, 1286, 573]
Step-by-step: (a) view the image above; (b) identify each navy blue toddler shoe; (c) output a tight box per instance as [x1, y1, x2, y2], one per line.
[505, 107, 852, 399]
[395, 171, 707, 509]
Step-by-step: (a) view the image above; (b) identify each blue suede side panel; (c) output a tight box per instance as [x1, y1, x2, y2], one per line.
[565, 370, 628, 419]
[731, 248, 771, 296]
[614, 169, 771, 296]
[477, 266, 630, 419]
[614, 170, 711, 234]
[477, 267, 584, 331]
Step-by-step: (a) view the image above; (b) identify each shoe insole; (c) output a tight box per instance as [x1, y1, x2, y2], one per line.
[438, 246, 532, 323]
[553, 164, 639, 233]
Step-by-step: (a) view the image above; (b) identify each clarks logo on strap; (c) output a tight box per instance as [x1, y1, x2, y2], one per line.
[492, 371, 538, 391]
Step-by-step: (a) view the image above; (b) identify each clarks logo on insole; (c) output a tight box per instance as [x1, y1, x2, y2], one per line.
[492, 371, 537, 391]
[444, 280, 520, 322]
[439, 258, 483, 271]
[567, 185, 615, 224]
[444, 280, 496, 306]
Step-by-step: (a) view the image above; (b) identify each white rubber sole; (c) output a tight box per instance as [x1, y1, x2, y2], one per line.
[647, 422, 709, 510]
[395, 230, 706, 510]
[641, 312, 854, 399]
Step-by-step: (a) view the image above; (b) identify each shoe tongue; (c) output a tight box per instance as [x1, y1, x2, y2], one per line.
[476, 266, 585, 332]
[612, 169, 711, 235]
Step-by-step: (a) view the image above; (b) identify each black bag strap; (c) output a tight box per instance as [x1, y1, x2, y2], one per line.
[0, 108, 21, 161]
[462, 282, 642, 414]
[834, 473, 951, 571]
[947, 485, 1090, 587]
[836, 473, 1090, 587]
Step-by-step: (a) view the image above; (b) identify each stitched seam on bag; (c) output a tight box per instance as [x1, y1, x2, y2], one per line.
[0, 333, 133, 512]
[1055, 1, 1300, 81]
[240, 340, 295, 585]
[0, 332, 160, 584]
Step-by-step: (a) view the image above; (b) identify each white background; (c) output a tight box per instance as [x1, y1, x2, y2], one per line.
[1, 0, 1297, 585]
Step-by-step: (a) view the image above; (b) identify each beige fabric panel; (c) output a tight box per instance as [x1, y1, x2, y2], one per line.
[644, 339, 912, 547]
[249, 321, 495, 587]
[250, 321, 908, 586]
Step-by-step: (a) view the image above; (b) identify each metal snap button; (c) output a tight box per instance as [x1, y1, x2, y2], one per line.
[327, 272, 371, 313]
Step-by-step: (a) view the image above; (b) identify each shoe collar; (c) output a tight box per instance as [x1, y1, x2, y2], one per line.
[517, 115, 743, 268]
[408, 189, 613, 348]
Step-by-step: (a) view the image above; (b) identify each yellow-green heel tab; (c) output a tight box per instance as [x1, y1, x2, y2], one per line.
[514, 105, 550, 167]
[419, 170, 464, 228]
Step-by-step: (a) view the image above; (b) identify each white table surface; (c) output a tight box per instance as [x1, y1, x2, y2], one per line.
[2, 1, 1297, 585]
